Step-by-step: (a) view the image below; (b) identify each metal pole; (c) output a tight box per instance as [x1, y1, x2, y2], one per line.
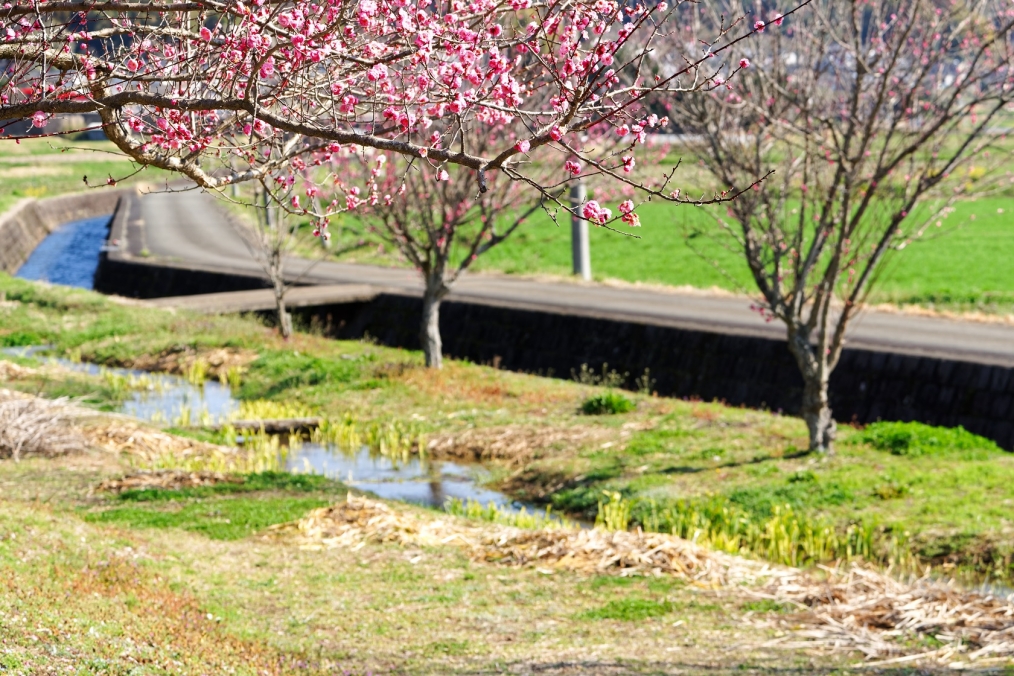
[570, 181, 591, 281]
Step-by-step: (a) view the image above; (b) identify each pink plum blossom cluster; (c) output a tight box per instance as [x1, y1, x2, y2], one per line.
[0, 0, 768, 231]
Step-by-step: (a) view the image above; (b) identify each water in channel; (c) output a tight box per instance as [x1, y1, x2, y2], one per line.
[3, 348, 514, 509]
[15, 216, 112, 289]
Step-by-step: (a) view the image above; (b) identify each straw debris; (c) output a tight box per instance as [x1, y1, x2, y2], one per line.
[96, 469, 245, 493]
[279, 495, 1014, 666]
[0, 360, 37, 380]
[0, 389, 87, 460]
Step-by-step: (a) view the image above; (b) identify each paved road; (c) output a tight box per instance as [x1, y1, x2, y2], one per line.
[128, 190, 1014, 367]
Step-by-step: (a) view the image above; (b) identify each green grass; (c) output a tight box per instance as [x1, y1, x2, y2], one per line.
[85, 494, 331, 540]
[0, 138, 170, 213]
[581, 391, 635, 415]
[113, 471, 340, 502]
[320, 195, 1014, 315]
[85, 472, 346, 540]
[579, 598, 679, 621]
[5, 272, 1014, 583]
[856, 421, 1002, 459]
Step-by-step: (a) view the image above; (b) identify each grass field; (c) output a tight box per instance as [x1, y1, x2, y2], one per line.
[0, 137, 169, 214]
[4, 274, 1014, 670]
[319, 191, 1014, 315]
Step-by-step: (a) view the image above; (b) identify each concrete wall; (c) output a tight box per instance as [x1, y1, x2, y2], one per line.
[0, 188, 126, 274]
[293, 294, 1014, 450]
[92, 193, 271, 297]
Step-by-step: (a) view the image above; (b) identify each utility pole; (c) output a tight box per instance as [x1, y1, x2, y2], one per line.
[570, 180, 591, 281]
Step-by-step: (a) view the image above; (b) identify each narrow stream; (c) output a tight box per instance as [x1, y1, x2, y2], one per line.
[3, 347, 516, 509]
[16, 215, 112, 289]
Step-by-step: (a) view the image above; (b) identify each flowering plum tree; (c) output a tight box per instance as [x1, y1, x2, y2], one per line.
[664, 0, 1014, 452]
[0, 0, 749, 232]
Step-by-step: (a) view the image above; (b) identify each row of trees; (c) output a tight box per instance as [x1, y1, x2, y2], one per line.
[3, 0, 1013, 451]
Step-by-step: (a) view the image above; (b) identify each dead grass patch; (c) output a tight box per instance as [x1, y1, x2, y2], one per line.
[3, 546, 319, 674]
[96, 470, 245, 493]
[0, 389, 87, 460]
[278, 495, 1014, 667]
[427, 424, 617, 466]
[85, 422, 258, 470]
[0, 359, 36, 380]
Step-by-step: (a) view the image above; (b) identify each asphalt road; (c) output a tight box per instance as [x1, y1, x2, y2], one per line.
[131, 190, 1014, 367]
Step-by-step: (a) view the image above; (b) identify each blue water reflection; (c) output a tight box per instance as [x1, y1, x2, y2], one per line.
[16, 215, 112, 289]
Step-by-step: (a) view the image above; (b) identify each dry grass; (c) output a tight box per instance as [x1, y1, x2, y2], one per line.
[0, 360, 36, 380]
[277, 495, 1014, 668]
[0, 389, 87, 460]
[427, 423, 619, 466]
[759, 565, 1014, 667]
[394, 360, 577, 408]
[95, 469, 245, 493]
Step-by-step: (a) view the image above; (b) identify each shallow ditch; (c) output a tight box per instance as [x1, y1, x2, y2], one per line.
[3, 346, 519, 511]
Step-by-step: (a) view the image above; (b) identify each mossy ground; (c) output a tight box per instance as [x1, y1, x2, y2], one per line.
[1, 274, 1012, 671]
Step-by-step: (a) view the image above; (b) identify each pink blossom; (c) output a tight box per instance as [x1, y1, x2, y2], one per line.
[550, 126, 564, 141]
[306, 186, 320, 198]
[126, 58, 140, 72]
[621, 211, 641, 227]
[581, 200, 612, 224]
[622, 156, 635, 173]
[739, 58, 750, 69]
[367, 63, 388, 81]
[565, 160, 582, 175]
[754, 20, 765, 31]
[773, 14, 784, 26]
[619, 199, 635, 214]
[199, 26, 212, 41]
[30, 111, 48, 128]
[437, 169, 450, 181]
[616, 124, 630, 136]
[516, 139, 531, 153]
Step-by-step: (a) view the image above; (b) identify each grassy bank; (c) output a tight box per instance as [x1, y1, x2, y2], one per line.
[0, 137, 170, 214]
[2, 274, 1014, 670]
[2, 273, 1014, 580]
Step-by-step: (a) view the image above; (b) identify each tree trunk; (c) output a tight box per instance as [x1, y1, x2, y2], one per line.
[786, 333, 836, 453]
[420, 287, 443, 368]
[273, 280, 293, 339]
[268, 242, 292, 339]
[801, 372, 835, 453]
